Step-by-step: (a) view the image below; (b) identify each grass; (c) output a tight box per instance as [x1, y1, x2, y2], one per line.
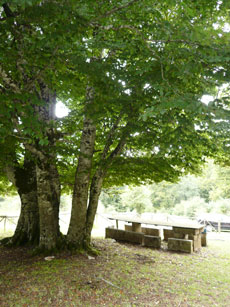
[1, 233, 230, 306]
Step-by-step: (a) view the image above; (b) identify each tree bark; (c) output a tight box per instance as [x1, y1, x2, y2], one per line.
[85, 134, 128, 246]
[1, 10, 61, 250]
[3, 157, 39, 246]
[31, 83, 62, 251]
[21, 84, 62, 251]
[67, 85, 96, 248]
[85, 169, 104, 246]
[36, 158, 60, 251]
[12, 188, 39, 246]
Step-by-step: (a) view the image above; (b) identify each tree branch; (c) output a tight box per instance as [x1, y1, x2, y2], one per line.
[0, 65, 21, 93]
[92, 0, 141, 21]
[9, 134, 30, 140]
[100, 24, 160, 59]
[108, 135, 127, 162]
[101, 112, 123, 160]
[106, 121, 132, 164]
[24, 46, 59, 91]
[4, 165, 17, 186]
[1, 3, 20, 20]
[24, 144, 46, 161]
[2, 3, 15, 18]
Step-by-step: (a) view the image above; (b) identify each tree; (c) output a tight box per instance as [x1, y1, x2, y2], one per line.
[0, 1, 66, 250]
[121, 186, 152, 214]
[0, 0, 229, 251]
[3, 155, 39, 246]
[100, 187, 125, 212]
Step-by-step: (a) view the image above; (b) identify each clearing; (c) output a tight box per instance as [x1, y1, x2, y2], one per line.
[0, 232, 230, 306]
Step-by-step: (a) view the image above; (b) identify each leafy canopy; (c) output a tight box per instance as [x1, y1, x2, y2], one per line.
[0, 0, 230, 192]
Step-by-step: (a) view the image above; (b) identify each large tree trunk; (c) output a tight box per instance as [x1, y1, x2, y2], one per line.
[36, 158, 60, 251]
[18, 84, 62, 252]
[3, 158, 39, 246]
[84, 132, 128, 246]
[84, 169, 104, 246]
[12, 188, 39, 246]
[67, 86, 96, 248]
[32, 84, 61, 251]
[68, 110, 129, 248]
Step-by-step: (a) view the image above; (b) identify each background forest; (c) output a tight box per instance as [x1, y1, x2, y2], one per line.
[100, 160, 230, 218]
[1, 0, 230, 251]
[1, 160, 230, 228]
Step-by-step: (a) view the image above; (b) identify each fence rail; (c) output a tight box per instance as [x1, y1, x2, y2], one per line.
[1, 213, 230, 234]
[0, 213, 73, 234]
[0, 216, 18, 232]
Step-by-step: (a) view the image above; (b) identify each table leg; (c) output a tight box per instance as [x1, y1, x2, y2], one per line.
[132, 222, 142, 232]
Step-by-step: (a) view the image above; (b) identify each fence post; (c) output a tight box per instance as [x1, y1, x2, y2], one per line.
[218, 221, 221, 234]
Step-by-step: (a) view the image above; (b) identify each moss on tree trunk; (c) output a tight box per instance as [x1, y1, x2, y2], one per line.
[2, 158, 40, 246]
[67, 86, 96, 248]
[84, 172, 104, 247]
[36, 160, 60, 251]
[10, 190, 39, 246]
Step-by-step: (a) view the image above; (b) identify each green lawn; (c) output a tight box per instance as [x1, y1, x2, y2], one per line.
[0, 233, 230, 306]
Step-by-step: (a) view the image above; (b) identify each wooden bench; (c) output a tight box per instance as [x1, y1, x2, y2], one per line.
[172, 227, 203, 252]
[168, 238, 193, 253]
[107, 215, 204, 253]
[142, 235, 161, 248]
[163, 229, 174, 241]
[125, 224, 160, 236]
[106, 227, 161, 249]
[106, 227, 144, 244]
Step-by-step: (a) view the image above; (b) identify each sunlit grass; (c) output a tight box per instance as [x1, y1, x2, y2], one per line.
[1, 232, 230, 306]
[1, 227, 230, 306]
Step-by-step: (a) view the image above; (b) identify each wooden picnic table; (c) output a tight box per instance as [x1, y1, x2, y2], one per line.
[106, 215, 205, 252]
[107, 214, 204, 230]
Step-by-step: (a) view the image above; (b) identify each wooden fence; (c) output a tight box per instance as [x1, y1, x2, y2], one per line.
[0, 215, 18, 232]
